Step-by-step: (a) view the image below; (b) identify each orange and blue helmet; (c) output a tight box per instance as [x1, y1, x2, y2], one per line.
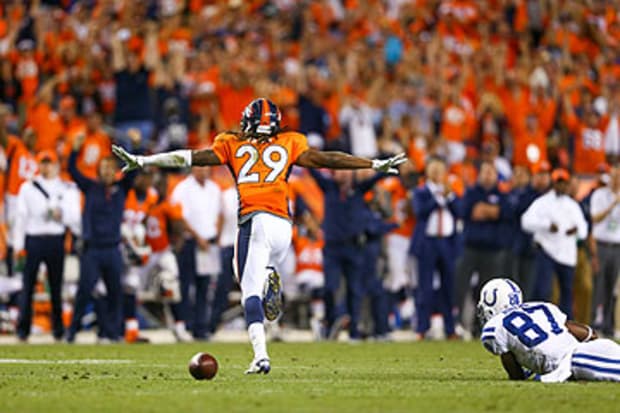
[240, 98, 282, 136]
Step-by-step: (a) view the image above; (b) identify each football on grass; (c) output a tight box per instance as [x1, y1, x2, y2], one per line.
[188, 352, 218, 380]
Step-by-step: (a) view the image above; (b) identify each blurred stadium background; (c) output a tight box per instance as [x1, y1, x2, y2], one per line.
[0, 0, 620, 345]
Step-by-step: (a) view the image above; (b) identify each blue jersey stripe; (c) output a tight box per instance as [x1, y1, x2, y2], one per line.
[572, 361, 620, 375]
[482, 327, 495, 333]
[480, 334, 495, 342]
[573, 353, 620, 364]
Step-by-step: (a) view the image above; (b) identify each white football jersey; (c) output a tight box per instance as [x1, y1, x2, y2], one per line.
[481, 302, 579, 374]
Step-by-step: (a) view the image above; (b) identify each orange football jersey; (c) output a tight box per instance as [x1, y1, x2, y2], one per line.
[211, 131, 310, 220]
[124, 187, 159, 227]
[6, 136, 37, 196]
[145, 200, 183, 252]
[293, 234, 324, 274]
[565, 113, 608, 174]
[378, 176, 415, 238]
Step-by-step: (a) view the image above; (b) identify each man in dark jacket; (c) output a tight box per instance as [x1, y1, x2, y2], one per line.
[410, 157, 460, 339]
[455, 161, 513, 328]
[309, 168, 385, 341]
[66, 133, 138, 343]
[511, 161, 551, 299]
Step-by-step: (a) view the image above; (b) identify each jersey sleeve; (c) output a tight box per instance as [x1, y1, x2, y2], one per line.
[480, 317, 509, 355]
[289, 132, 310, 163]
[165, 202, 183, 221]
[211, 133, 232, 164]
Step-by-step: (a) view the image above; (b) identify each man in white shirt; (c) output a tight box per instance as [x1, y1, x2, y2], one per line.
[590, 164, 620, 336]
[208, 185, 238, 335]
[171, 167, 221, 339]
[13, 150, 81, 342]
[339, 96, 379, 158]
[521, 169, 588, 319]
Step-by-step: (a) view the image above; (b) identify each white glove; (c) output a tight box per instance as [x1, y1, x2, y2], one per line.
[371, 153, 407, 174]
[112, 145, 143, 173]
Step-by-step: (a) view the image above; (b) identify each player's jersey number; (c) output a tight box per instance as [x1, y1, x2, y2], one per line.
[235, 144, 288, 184]
[502, 304, 564, 348]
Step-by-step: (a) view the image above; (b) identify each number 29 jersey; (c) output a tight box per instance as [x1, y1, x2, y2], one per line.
[481, 302, 579, 374]
[211, 131, 309, 222]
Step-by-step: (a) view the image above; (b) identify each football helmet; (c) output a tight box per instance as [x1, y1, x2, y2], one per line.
[477, 278, 523, 323]
[240, 98, 282, 136]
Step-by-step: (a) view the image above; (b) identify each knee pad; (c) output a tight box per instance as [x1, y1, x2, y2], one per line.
[244, 295, 264, 326]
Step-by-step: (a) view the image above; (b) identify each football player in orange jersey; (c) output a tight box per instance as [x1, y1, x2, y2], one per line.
[120, 168, 159, 344]
[140, 173, 193, 342]
[292, 211, 325, 341]
[114, 98, 405, 374]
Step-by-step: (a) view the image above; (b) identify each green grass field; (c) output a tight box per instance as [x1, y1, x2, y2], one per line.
[0, 341, 617, 413]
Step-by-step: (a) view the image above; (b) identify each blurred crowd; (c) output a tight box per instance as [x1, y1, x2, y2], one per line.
[1, 0, 620, 342]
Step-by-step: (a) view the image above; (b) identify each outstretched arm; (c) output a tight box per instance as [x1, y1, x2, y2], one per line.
[112, 146, 222, 172]
[296, 149, 372, 169]
[296, 149, 405, 173]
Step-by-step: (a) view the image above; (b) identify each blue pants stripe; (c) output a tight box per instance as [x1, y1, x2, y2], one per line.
[572, 361, 620, 375]
[573, 354, 620, 364]
[236, 220, 253, 282]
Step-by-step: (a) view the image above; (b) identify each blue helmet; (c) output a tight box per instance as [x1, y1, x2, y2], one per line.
[240, 98, 282, 136]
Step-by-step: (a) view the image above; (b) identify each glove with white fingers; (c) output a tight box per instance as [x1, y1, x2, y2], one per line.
[371, 153, 407, 174]
[112, 145, 143, 173]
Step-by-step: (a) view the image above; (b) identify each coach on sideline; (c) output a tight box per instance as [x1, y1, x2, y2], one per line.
[410, 157, 460, 339]
[590, 164, 620, 336]
[521, 169, 588, 319]
[66, 131, 140, 343]
[13, 150, 80, 342]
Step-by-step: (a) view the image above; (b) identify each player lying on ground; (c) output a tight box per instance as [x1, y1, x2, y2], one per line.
[478, 278, 620, 382]
[113, 98, 406, 374]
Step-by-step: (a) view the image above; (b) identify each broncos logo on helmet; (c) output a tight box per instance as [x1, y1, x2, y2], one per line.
[240, 98, 282, 137]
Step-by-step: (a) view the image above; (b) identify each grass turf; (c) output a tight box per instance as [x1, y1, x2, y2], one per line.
[0, 341, 617, 413]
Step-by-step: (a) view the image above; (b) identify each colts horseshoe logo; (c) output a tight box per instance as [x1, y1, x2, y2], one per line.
[483, 288, 498, 306]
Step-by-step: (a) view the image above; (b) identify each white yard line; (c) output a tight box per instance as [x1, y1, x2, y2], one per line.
[0, 359, 134, 364]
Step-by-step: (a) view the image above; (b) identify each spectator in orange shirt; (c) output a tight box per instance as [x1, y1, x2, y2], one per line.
[58, 95, 86, 147]
[26, 76, 63, 153]
[563, 94, 608, 174]
[65, 112, 111, 180]
[14, 39, 40, 106]
[440, 87, 476, 163]
[2, 126, 37, 270]
[216, 68, 255, 130]
[513, 113, 549, 169]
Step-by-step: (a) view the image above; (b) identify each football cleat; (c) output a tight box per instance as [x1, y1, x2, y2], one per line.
[244, 358, 271, 375]
[262, 267, 283, 322]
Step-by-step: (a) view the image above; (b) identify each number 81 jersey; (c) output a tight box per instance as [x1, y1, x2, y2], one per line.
[211, 131, 309, 221]
[481, 302, 579, 374]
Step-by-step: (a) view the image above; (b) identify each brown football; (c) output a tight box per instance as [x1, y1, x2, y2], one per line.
[188, 352, 218, 380]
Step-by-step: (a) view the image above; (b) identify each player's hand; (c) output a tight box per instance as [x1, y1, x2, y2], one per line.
[112, 144, 143, 173]
[371, 153, 407, 174]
